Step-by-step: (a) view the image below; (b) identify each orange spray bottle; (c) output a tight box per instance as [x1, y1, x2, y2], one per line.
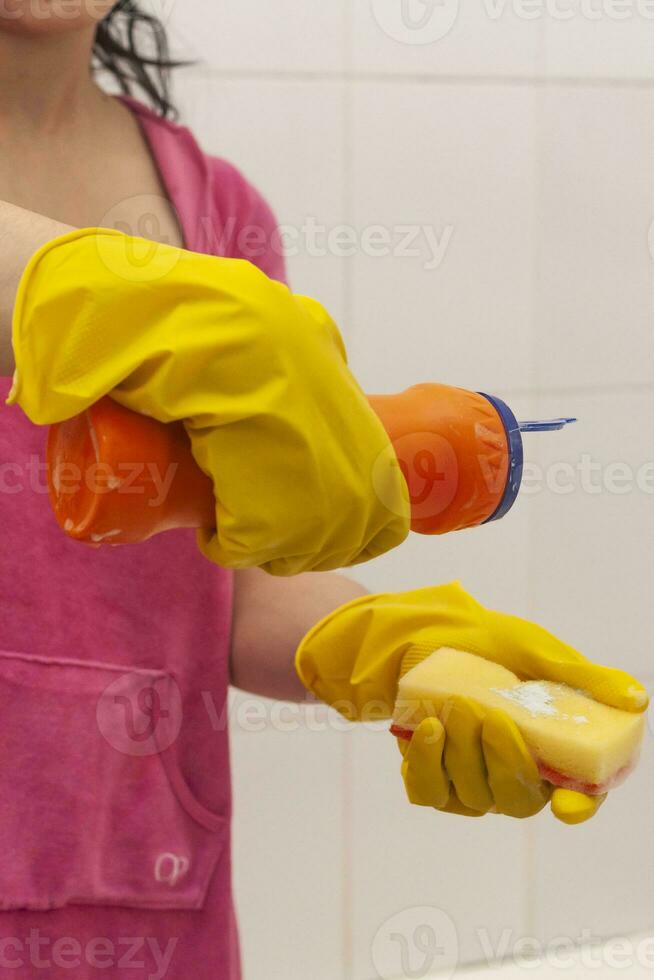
[46, 386, 574, 546]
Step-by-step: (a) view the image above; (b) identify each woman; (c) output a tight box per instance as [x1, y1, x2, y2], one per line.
[0, 3, 646, 979]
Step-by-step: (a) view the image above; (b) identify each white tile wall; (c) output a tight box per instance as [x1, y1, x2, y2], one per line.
[348, 723, 530, 977]
[348, 496, 532, 616]
[526, 390, 654, 677]
[528, 679, 654, 944]
[167, 0, 347, 73]
[229, 694, 349, 979]
[350, 1, 546, 78]
[175, 74, 349, 326]
[347, 82, 538, 395]
[544, 16, 654, 79]
[533, 85, 654, 391]
[163, 3, 654, 978]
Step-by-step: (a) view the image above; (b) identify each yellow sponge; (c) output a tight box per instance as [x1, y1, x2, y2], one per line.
[391, 648, 645, 794]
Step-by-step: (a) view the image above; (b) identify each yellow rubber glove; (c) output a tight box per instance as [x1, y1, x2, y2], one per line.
[7, 228, 410, 575]
[296, 582, 648, 823]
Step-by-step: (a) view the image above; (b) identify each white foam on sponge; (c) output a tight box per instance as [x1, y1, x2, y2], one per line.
[491, 681, 558, 718]
[492, 681, 590, 724]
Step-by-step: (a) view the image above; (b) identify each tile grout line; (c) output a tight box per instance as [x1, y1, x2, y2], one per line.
[486, 383, 654, 399]
[178, 65, 654, 89]
[522, 20, 547, 935]
[341, 12, 356, 980]
[341, 735, 355, 980]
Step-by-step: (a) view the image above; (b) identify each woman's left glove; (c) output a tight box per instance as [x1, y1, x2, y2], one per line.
[295, 582, 648, 824]
[7, 228, 410, 575]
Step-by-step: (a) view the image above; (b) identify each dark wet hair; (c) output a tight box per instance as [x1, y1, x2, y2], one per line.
[92, 0, 190, 119]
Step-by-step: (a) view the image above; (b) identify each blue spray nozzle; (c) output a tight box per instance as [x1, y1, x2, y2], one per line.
[478, 396, 577, 527]
[518, 418, 577, 433]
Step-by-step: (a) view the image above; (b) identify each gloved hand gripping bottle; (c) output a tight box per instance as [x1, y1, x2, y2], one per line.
[46, 384, 575, 547]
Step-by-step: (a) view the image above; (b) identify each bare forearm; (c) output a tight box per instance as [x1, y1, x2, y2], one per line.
[0, 200, 74, 375]
[230, 568, 367, 701]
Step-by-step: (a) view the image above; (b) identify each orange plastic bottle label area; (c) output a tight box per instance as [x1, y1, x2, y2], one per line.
[368, 385, 509, 535]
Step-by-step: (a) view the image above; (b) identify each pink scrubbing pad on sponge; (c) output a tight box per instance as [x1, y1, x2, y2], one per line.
[391, 648, 645, 795]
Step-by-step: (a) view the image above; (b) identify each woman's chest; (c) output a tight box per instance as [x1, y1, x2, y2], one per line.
[0, 121, 184, 248]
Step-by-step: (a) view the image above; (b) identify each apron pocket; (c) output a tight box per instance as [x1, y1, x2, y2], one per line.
[0, 650, 226, 912]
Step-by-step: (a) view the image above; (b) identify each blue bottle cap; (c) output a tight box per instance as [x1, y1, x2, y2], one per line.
[478, 398, 577, 524]
[478, 393, 523, 524]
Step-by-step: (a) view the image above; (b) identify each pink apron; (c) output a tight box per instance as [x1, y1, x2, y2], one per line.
[0, 95, 286, 979]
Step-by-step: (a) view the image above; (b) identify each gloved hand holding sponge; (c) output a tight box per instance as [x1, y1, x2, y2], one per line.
[8, 229, 648, 825]
[295, 583, 648, 824]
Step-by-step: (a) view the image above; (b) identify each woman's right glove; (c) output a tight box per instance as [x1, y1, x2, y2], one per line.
[295, 582, 648, 824]
[7, 228, 410, 575]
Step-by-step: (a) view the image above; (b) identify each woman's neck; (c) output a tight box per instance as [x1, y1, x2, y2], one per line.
[0, 28, 104, 139]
